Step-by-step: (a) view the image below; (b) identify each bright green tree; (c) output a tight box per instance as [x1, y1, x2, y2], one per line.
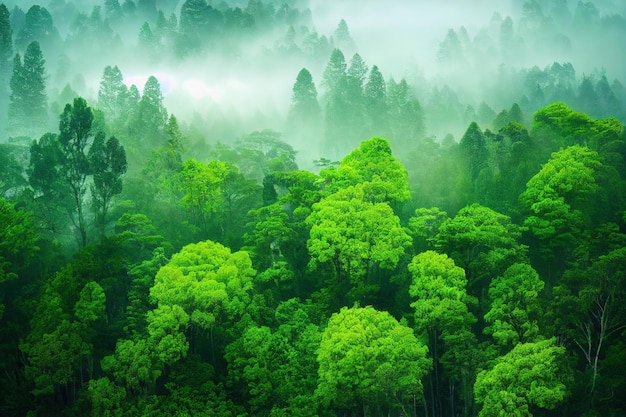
[435, 203, 527, 294]
[407, 207, 448, 253]
[149, 239, 256, 364]
[0, 198, 38, 318]
[474, 338, 569, 417]
[409, 250, 479, 417]
[178, 159, 228, 237]
[321, 136, 411, 206]
[316, 305, 431, 416]
[306, 183, 411, 307]
[88, 376, 126, 417]
[520, 145, 601, 274]
[484, 263, 545, 351]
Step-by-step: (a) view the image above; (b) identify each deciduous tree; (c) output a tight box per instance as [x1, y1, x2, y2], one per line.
[316, 305, 431, 416]
[474, 338, 569, 417]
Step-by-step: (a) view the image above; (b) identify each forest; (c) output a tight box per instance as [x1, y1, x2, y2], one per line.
[0, 0, 625, 416]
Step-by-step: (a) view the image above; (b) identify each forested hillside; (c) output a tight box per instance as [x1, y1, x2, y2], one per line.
[1, 1, 625, 416]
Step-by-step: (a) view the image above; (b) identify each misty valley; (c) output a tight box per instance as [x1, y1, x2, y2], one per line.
[1, 1, 626, 416]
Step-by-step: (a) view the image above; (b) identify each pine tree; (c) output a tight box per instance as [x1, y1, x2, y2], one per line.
[15, 5, 60, 51]
[8, 41, 48, 137]
[98, 65, 128, 122]
[364, 65, 387, 136]
[285, 68, 321, 153]
[131, 75, 168, 154]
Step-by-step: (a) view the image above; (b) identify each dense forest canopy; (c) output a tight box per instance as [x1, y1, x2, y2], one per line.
[0, 1, 625, 416]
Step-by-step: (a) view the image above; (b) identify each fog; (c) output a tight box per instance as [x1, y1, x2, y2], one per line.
[2, 0, 626, 166]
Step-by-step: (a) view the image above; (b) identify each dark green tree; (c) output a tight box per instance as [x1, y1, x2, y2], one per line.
[58, 97, 95, 247]
[27, 132, 69, 237]
[0, 4, 11, 67]
[89, 133, 127, 237]
[14, 5, 60, 51]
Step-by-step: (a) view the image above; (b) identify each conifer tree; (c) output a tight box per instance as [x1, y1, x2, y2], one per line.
[364, 64, 387, 136]
[285, 68, 321, 151]
[8, 41, 48, 137]
[0, 3, 13, 136]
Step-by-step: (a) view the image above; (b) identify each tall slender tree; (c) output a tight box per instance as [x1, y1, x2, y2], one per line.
[285, 68, 321, 153]
[89, 133, 127, 237]
[98, 65, 128, 123]
[364, 65, 387, 136]
[0, 3, 12, 134]
[58, 97, 95, 247]
[8, 41, 48, 137]
[132, 75, 167, 153]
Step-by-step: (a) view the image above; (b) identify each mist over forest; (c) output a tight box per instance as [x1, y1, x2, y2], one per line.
[1, 1, 626, 417]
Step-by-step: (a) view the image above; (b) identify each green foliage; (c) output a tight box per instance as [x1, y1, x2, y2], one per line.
[8, 40, 48, 136]
[474, 338, 569, 417]
[0, 198, 38, 285]
[74, 281, 106, 323]
[409, 251, 477, 336]
[316, 305, 431, 415]
[211, 130, 298, 183]
[533, 102, 623, 150]
[89, 376, 126, 417]
[150, 240, 255, 330]
[407, 207, 448, 252]
[89, 133, 128, 235]
[57, 96, 96, 246]
[306, 183, 411, 306]
[102, 337, 162, 395]
[435, 203, 527, 292]
[225, 302, 320, 415]
[484, 263, 545, 350]
[520, 145, 601, 266]
[97, 65, 128, 124]
[147, 304, 190, 365]
[321, 136, 411, 205]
